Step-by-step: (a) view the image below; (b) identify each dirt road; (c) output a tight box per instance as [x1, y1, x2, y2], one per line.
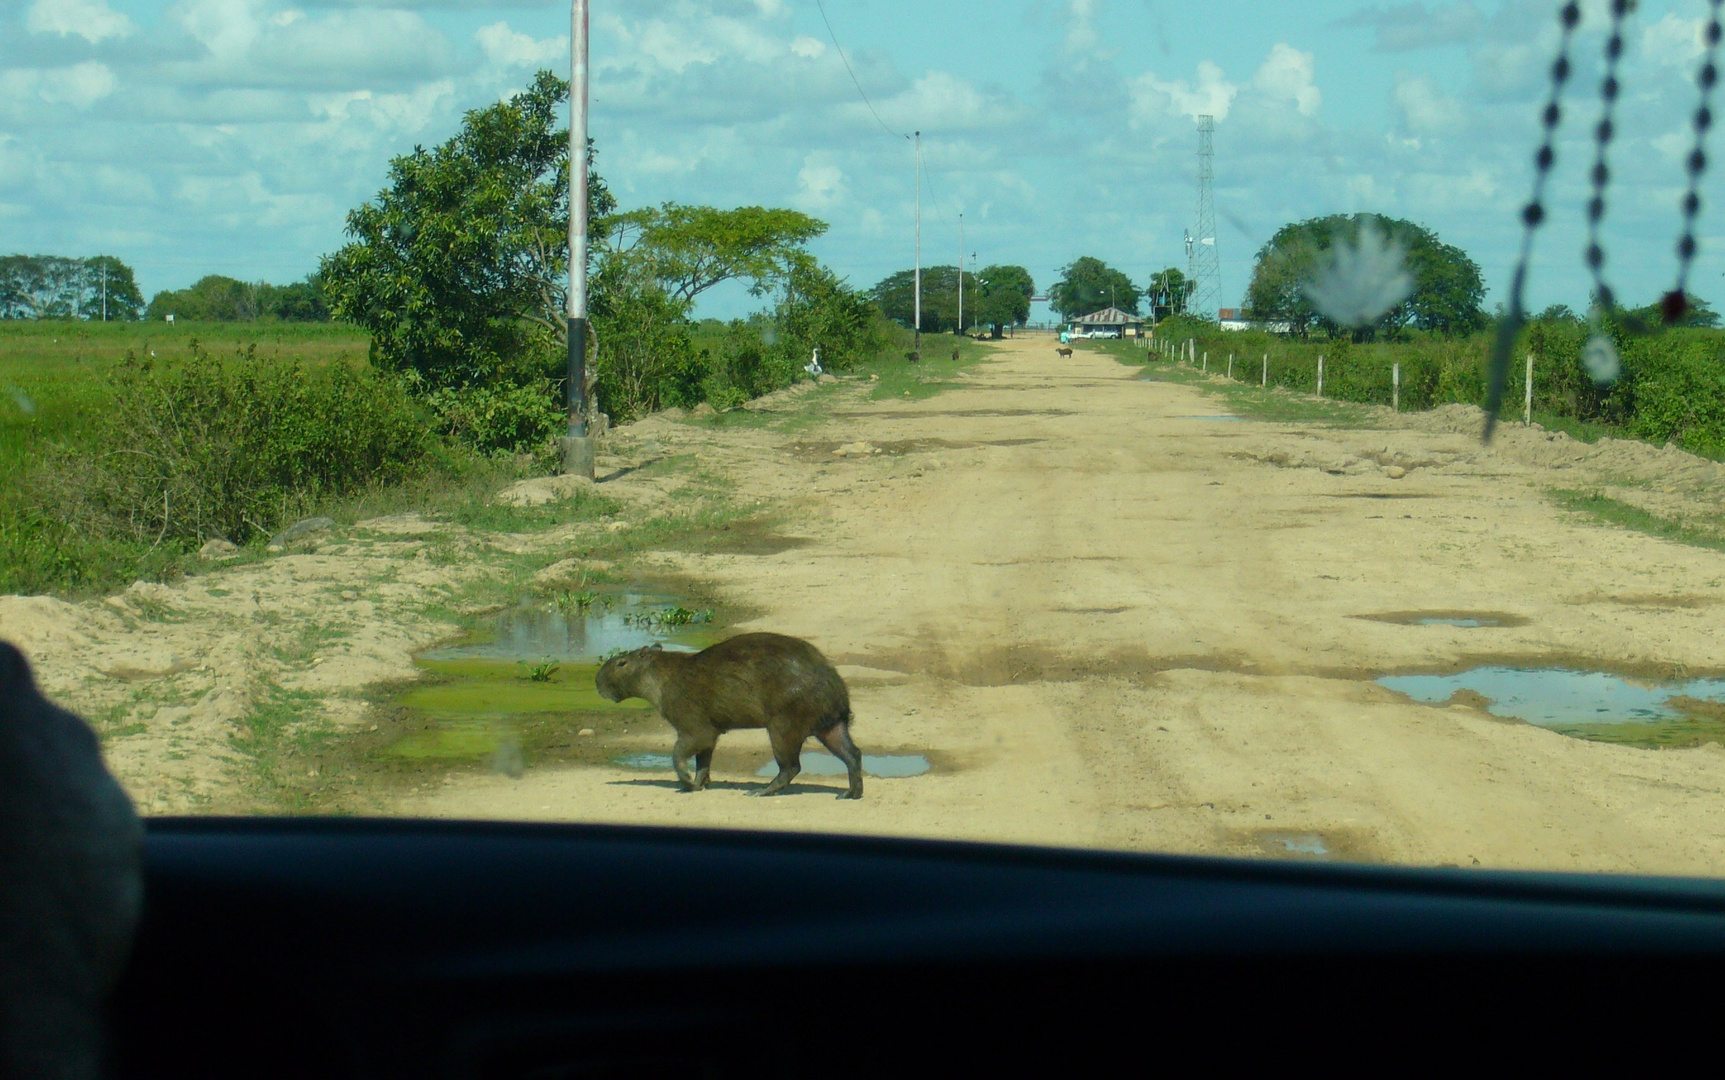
[11, 334, 1725, 872]
[414, 337, 1725, 874]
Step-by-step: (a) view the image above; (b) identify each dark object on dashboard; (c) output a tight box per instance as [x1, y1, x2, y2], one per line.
[0, 641, 143, 1080]
[112, 817, 1725, 1077]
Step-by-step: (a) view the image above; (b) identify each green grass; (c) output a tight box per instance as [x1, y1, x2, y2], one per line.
[1551, 489, 1725, 552]
[1088, 339, 1379, 425]
[858, 329, 994, 400]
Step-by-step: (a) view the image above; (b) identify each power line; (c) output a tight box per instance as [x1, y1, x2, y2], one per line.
[814, 0, 905, 142]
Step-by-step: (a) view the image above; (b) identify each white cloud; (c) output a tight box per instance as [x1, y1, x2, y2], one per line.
[789, 35, 826, 59]
[1, 62, 119, 111]
[795, 156, 846, 211]
[1392, 74, 1463, 135]
[476, 22, 566, 68]
[1253, 43, 1320, 116]
[1130, 60, 1238, 123]
[1065, 0, 1098, 54]
[24, 0, 136, 44]
[1643, 13, 1707, 69]
[866, 71, 1021, 133]
[1340, 2, 1483, 52]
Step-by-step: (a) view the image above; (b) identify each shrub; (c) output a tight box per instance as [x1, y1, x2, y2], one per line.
[426, 379, 564, 456]
[30, 342, 432, 548]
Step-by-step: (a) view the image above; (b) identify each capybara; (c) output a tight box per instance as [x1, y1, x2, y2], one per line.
[596, 634, 863, 799]
[1056, 346, 1074, 358]
[951, 346, 960, 361]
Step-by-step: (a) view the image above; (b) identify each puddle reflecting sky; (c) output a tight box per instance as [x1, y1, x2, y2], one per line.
[1378, 667, 1725, 726]
[421, 592, 710, 663]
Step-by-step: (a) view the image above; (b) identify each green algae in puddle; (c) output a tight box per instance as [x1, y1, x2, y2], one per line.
[402, 659, 650, 717]
[385, 719, 503, 760]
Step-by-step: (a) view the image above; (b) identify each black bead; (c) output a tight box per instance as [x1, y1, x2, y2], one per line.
[1699, 108, 1714, 132]
[1592, 162, 1609, 186]
[1680, 234, 1698, 259]
[1704, 64, 1718, 89]
[1606, 37, 1623, 62]
[1523, 202, 1546, 227]
[1686, 192, 1702, 215]
[1554, 56, 1571, 83]
[1597, 119, 1614, 142]
[1709, 22, 1722, 47]
[1588, 198, 1606, 222]
[1586, 243, 1604, 268]
[1691, 149, 1708, 174]
[1536, 146, 1555, 170]
[1544, 103, 1562, 128]
[1561, 3, 1580, 29]
[1603, 76, 1619, 101]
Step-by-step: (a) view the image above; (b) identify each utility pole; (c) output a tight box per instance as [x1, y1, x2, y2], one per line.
[562, 0, 594, 478]
[100, 263, 107, 322]
[1192, 113, 1221, 320]
[957, 212, 963, 335]
[913, 130, 922, 356]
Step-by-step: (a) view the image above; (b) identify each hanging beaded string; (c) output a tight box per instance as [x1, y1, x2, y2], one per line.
[1582, 0, 1634, 316]
[1661, 0, 1725, 325]
[1484, 1, 1582, 440]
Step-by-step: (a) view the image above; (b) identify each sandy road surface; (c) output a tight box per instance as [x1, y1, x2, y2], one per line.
[11, 334, 1725, 872]
[415, 337, 1725, 874]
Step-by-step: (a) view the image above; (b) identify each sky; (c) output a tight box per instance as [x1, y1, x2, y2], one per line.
[4, 0, 1725, 323]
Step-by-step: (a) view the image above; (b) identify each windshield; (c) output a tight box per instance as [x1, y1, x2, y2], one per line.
[7, 0, 1725, 875]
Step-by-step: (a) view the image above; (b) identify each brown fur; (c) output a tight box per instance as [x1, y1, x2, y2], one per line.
[1056, 346, 1073, 358]
[596, 633, 863, 799]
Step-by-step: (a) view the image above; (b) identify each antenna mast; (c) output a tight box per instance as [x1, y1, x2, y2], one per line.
[913, 130, 922, 354]
[1192, 114, 1221, 320]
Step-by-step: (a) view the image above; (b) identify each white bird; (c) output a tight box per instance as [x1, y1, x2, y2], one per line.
[804, 347, 822, 378]
[1303, 218, 1414, 329]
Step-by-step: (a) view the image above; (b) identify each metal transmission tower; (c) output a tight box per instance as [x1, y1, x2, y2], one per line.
[1191, 114, 1221, 320]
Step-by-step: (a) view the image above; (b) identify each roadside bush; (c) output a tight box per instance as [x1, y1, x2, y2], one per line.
[426, 379, 564, 456]
[30, 342, 432, 548]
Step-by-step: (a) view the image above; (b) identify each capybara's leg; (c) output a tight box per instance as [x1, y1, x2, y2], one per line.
[752, 727, 804, 796]
[692, 735, 717, 791]
[816, 720, 864, 800]
[671, 732, 702, 792]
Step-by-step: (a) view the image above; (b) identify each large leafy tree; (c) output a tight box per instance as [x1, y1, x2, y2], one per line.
[1048, 257, 1141, 318]
[869, 266, 968, 333]
[0, 255, 142, 320]
[1144, 267, 1194, 321]
[1245, 214, 1485, 338]
[146, 275, 329, 322]
[973, 264, 1035, 337]
[602, 203, 827, 304]
[321, 70, 615, 387]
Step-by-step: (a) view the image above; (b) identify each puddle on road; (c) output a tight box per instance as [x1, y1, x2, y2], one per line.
[1356, 610, 1530, 629]
[421, 589, 718, 664]
[1378, 666, 1725, 748]
[1258, 831, 1331, 859]
[611, 751, 931, 778]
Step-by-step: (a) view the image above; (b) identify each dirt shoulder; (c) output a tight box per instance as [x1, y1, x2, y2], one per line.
[11, 336, 1725, 874]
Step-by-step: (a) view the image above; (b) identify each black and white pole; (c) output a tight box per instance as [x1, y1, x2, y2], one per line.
[562, 0, 594, 478]
[913, 130, 921, 358]
[957, 212, 963, 335]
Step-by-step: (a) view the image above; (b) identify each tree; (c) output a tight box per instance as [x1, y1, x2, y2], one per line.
[602, 203, 827, 305]
[320, 69, 615, 388]
[972, 265, 1035, 337]
[1144, 267, 1194, 321]
[1245, 214, 1485, 339]
[1048, 257, 1141, 318]
[146, 275, 330, 321]
[869, 266, 970, 333]
[0, 255, 142, 320]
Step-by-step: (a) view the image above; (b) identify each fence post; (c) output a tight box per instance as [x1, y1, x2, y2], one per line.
[1227, 353, 1233, 379]
[1262, 354, 1267, 387]
[1524, 352, 1534, 425]
[1392, 362, 1400, 412]
[1202, 351, 1208, 372]
[1316, 354, 1325, 398]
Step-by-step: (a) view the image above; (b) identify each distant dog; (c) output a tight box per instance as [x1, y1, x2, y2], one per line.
[1, 641, 143, 1080]
[1056, 346, 1074, 358]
